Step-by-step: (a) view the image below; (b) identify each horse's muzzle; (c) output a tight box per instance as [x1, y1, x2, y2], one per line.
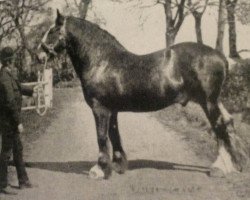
[41, 42, 57, 57]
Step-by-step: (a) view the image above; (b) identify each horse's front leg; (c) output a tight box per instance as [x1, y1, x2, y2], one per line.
[109, 112, 127, 174]
[89, 100, 112, 179]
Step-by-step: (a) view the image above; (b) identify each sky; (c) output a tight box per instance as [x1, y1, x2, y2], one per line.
[48, 0, 250, 57]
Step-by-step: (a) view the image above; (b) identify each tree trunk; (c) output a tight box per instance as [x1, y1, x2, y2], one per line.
[15, 20, 28, 70]
[163, 0, 186, 58]
[226, 0, 240, 58]
[165, 31, 176, 53]
[15, 18, 35, 73]
[79, 0, 91, 19]
[216, 0, 226, 53]
[193, 13, 203, 44]
[164, 0, 175, 57]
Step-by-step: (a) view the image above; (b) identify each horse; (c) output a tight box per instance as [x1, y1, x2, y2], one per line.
[39, 9, 248, 179]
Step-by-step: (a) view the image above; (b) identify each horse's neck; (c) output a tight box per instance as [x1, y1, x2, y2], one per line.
[67, 18, 126, 59]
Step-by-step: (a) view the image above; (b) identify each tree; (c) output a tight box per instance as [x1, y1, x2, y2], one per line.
[80, 0, 91, 19]
[187, 0, 210, 44]
[215, 0, 227, 53]
[65, 0, 91, 19]
[236, 0, 250, 25]
[162, 0, 187, 55]
[0, 1, 16, 45]
[225, 0, 240, 58]
[129, 0, 187, 55]
[64, 0, 106, 24]
[0, 0, 51, 70]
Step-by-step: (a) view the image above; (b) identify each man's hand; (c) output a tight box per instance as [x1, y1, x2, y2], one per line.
[33, 84, 43, 98]
[18, 124, 24, 133]
[37, 52, 47, 64]
[33, 85, 38, 98]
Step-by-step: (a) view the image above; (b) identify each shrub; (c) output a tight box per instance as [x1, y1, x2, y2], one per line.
[221, 59, 250, 113]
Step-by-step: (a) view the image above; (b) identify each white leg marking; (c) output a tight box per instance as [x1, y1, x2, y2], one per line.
[89, 164, 105, 179]
[98, 152, 105, 158]
[212, 143, 237, 174]
[114, 151, 122, 159]
[218, 102, 233, 123]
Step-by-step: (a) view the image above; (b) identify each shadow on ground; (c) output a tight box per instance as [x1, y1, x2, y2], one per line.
[10, 160, 210, 176]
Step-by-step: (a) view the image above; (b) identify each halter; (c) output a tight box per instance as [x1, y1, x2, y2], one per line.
[38, 18, 67, 57]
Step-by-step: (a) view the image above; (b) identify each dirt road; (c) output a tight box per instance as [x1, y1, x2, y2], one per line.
[2, 88, 250, 200]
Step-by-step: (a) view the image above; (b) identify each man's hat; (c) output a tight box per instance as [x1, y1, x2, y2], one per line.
[0, 47, 14, 62]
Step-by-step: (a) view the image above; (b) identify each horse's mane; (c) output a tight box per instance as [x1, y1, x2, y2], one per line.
[67, 16, 127, 52]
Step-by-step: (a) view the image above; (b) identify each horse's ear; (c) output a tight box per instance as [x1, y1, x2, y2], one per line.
[56, 9, 64, 26]
[56, 9, 61, 16]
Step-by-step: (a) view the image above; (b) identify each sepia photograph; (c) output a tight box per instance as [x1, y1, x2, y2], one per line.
[0, 0, 250, 199]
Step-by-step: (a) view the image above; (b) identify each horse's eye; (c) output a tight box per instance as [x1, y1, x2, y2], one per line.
[48, 30, 54, 35]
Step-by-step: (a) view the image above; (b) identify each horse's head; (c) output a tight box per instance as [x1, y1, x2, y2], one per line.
[40, 9, 67, 58]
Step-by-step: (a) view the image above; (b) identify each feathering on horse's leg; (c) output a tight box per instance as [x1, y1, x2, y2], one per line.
[202, 101, 248, 177]
[203, 101, 236, 176]
[218, 101, 249, 172]
[89, 101, 112, 179]
[108, 112, 127, 174]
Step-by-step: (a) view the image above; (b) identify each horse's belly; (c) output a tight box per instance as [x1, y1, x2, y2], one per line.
[83, 69, 179, 112]
[101, 88, 178, 112]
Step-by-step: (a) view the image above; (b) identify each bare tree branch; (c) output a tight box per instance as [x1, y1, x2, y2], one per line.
[238, 49, 250, 54]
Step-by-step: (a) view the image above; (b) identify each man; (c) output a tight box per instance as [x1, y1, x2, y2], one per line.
[0, 47, 36, 194]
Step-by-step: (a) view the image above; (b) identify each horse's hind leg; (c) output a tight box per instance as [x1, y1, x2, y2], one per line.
[217, 102, 248, 172]
[201, 100, 248, 176]
[89, 100, 112, 179]
[109, 112, 127, 174]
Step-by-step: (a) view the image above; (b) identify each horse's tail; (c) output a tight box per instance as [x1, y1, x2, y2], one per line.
[225, 58, 229, 77]
[220, 54, 229, 86]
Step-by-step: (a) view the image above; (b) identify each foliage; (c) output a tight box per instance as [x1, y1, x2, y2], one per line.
[236, 0, 250, 25]
[221, 59, 250, 112]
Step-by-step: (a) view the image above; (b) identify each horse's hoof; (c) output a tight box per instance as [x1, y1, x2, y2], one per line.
[89, 164, 105, 180]
[112, 161, 127, 174]
[89, 164, 112, 180]
[112, 152, 128, 174]
[209, 167, 225, 178]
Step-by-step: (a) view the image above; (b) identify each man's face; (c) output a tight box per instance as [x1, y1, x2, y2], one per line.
[11, 65, 18, 79]
[7, 60, 14, 69]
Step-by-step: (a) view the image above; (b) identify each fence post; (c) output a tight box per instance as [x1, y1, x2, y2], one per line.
[44, 68, 53, 108]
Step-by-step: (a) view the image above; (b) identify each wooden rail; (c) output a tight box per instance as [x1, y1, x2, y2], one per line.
[22, 81, 48, 86]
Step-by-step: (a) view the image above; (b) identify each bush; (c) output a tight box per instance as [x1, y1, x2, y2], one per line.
[221, 59, 250, 113]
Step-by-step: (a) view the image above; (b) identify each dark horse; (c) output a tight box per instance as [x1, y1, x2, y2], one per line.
[40, 10, 248, 179]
